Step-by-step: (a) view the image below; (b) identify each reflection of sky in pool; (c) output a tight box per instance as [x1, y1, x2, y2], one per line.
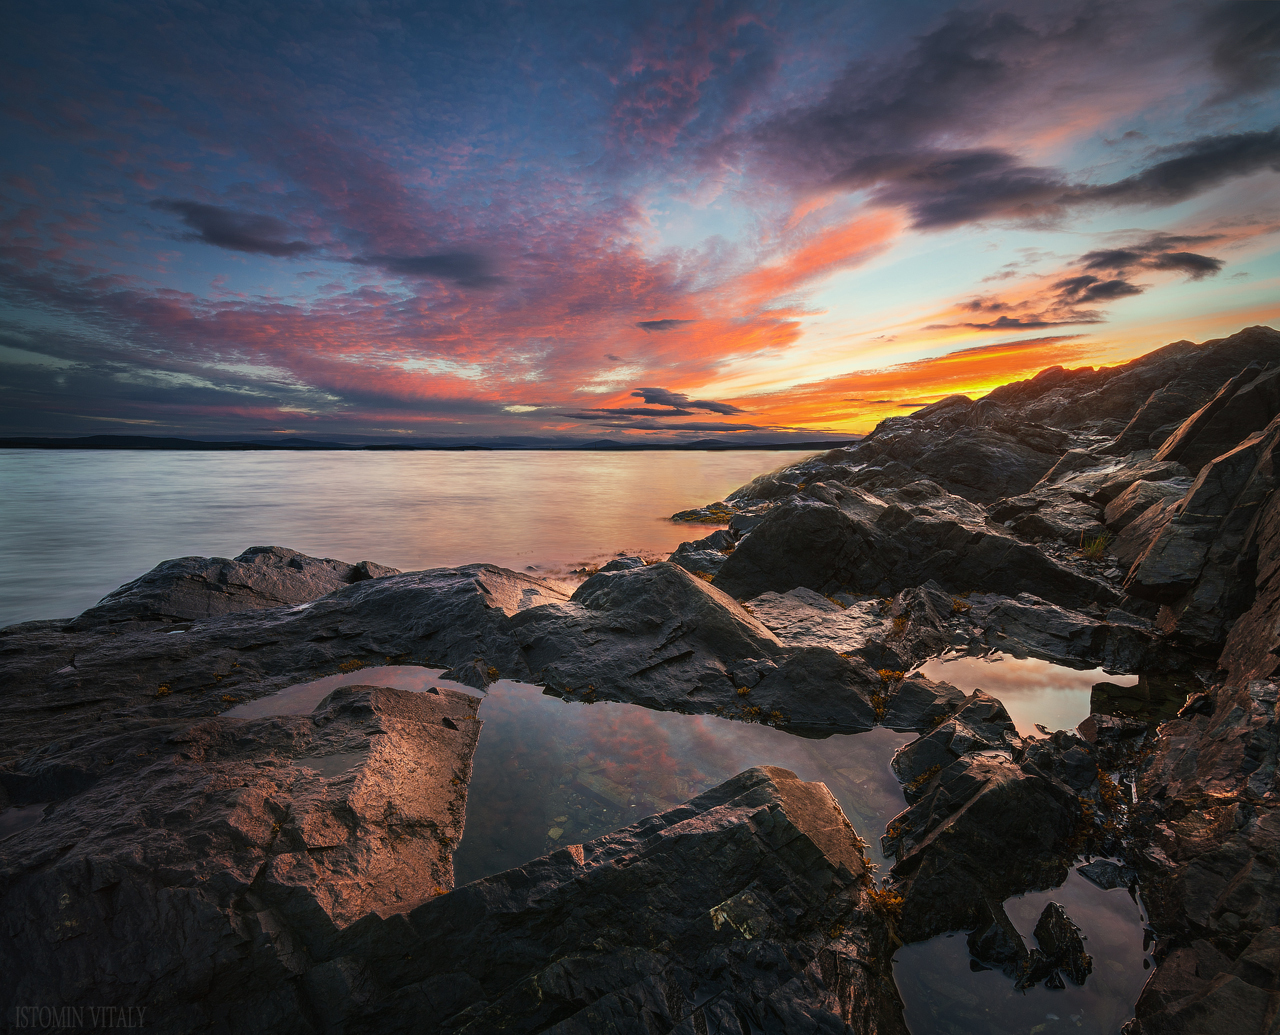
[894, 869, 1150, 1035]
[914, 654, 1140, 736]
[228, 664, 1149, 1030]
[226, 666, 911, 879]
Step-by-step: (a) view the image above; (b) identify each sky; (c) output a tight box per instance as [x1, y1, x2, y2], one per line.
[2, 0, 1278, 442]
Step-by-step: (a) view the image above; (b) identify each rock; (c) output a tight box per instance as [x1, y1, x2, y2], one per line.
[667, 530, 733, 578]
[1032, 902, 1092, 986]
[599, 555, 646, 572]
[1156, 363, 1280, 474]
[744, 587, 887, 654]
[69, 545, 401, 629]
[889, 690, 1019, 792]
[968, 592, 1164, 671]
[317, 766, 909, 1035]
[715, 499, 1114, 611]
[0, 563, 571, 766]
[879, 674, 966, 732]
[1089, 675, 1192, 725]
[1105, 478, 1192, 531]
[882, 753, 1080, 942]
[1126, 418, 1280, 648]
[513, 561, 787, 714]
[1220, 485, 1280, 686]
[746, 648, 880, 735]
[1112, 495, 1183, 569]
[1077, 859, 1138, 890]
[1038, 447, 1106, 485]
[2, 760, 911, 1034]
[0, 685, 482, 1023]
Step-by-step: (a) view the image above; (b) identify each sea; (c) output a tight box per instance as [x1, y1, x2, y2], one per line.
[0, 448, 805, 628]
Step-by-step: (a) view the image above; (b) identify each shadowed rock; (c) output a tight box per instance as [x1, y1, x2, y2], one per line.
[69, 545, 400, 629]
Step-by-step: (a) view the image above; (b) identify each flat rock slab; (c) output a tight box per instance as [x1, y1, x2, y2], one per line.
[745, 586, 888, 653]
[0, 685, 481, 1017]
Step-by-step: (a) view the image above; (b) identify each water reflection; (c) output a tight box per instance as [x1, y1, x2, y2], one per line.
[453, 681, 912, 883]
[894, 869, 1150, 1034]
[914, 654, 1139, 736]
[222, 666, 910, 881]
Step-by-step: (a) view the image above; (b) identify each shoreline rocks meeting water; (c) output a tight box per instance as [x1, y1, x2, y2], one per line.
[5, 324, 1280, 1032]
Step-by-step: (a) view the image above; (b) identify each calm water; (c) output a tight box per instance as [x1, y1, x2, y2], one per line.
[226, 665, 912, 875]
[0, 449, 807, 627]
[915, 654, 1139, 737]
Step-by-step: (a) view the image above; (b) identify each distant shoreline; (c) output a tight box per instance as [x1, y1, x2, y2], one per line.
[0, 434, 859, 453]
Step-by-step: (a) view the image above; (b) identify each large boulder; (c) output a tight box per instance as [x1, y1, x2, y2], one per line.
[1126, 417, 1280, 649]
[1155, 363, 1280, 474]
[69, 545, 400, 629]
[715, 499, 1114, 611]
[0, 685, 482, 1025]
[882, 753, 1081, 942]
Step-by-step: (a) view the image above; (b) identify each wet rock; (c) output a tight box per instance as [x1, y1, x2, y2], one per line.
[1155, 363, 1280, 474]
[744, 586, 887, 654]
[889, 690, 1019, 792]
[879, 674, 967, 733]
[1104, 479, 1192, 532]
[746, 648, 880, 735]
[1112, 495, 1183, 569]
[1088, 675, 1192, 726]
[970, 592, 1163, 671]
[1032, 902, 1093, 986]
[715, 499, 1114, 611]
[1077, 859, 1139, 890]
[69, 545, 401, 629]
[312, 765, 909, 1035]
[882, 753, 1080, 942]
[513, 561, 786, 713]
[599, 555, 646, 572]
[1220, 485, 1280, 686]
[967, 901, 1028, 974]
[667, 529, 734, 578]
[0, 563, 570, 766]
[1127, 418, 1280, 648]
[0, 685, 481, 1022]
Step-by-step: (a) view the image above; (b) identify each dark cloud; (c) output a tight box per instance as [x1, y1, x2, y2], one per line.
[630, 386, 744, 414]
[750, 5, 1280, 229]
[1080, 234, 1226, 279]
[604, 353, 624, 362]
[1068, 128, 1280, 208]
[961, 315, 1094, 330]
[636, 319, 696, 332]
[359, 252, 502, 289]
[1053, 275, 1144, 304]
[570, 406, 697, 417]
[150, 200, 315, 257]
[1204, 1, 1280, 100]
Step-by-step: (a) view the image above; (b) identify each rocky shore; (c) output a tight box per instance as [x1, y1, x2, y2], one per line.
[4, 325, 1280, 1032]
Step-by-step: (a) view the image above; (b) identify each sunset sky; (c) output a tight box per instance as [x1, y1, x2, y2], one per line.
[2, 1, 1278, 441]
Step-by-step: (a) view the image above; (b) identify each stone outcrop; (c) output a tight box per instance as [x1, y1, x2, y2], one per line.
[5, 763, 912, 1034]
[0, 685, 482, 1026]
[714, 497, 1113, 610]
[69, 545, 400, 629]
[1126, 679, 1280, 1033]
[1126, 416, 1280, 650]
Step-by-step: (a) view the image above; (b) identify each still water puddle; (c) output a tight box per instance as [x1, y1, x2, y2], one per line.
[226, 666, 911, 876]
[914, 654, 1139, 737]
[0, 803, 48, 841]
[230, 664, 1148, 1031]
[894, 869, 1150, 1035]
